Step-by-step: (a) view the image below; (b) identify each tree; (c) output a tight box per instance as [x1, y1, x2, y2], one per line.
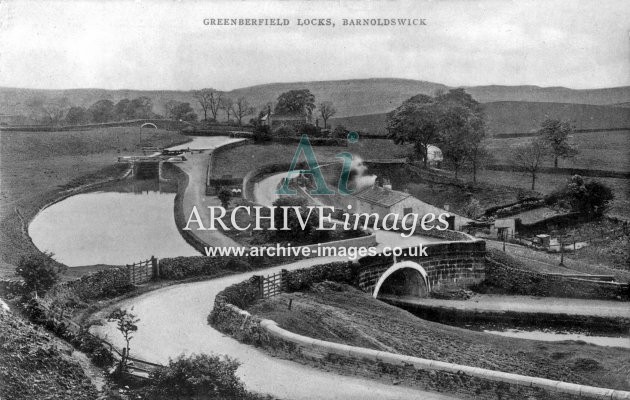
[434, 90, 486, 181]
[64, 106, 89, 125]
[231, 97, 255, 126]
[168, 101, 197, 121]
[193, 88, 222, 121]
[510, 138, 548, 190]
[437, 106, 472, 179]
[318, 101, 336, 129]
[554, 175, 614, 217]
[129, 96, 153, 119]
[220, 97, 234, 121]
[193, 89, 221, 120]
[275, 89, 315, 118]
[539, 119, 577, 168]
[114, 98, 132, 120]
[26, 97, 70, 125]
[107, 308, 139, 372]
[467, 142, 492, 185]
[217, 188, 232, 209]
[88, 99, 115, 123]
[386, 94, 439, 168]
[15, 252, 65, 297]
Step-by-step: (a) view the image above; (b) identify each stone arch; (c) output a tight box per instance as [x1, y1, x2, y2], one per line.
[141, 122, 158, 129]
[372, 261, 429, 299]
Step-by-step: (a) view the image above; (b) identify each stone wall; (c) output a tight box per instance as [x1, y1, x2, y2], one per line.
[482, 250, 629, 301]
[210, 267, 630, 400]
[46, 267, 133, 301]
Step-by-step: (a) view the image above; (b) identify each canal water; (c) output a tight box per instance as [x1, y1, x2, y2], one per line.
[483, 328, 629, 348]
[28, 136, 241, 267]
[28, 178, 200, 267]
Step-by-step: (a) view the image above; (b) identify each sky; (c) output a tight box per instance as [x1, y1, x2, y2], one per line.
[0, 0, 628, 91]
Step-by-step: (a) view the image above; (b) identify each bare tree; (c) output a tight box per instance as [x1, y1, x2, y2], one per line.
[27, 97, 70, 125]
[221, 97, 234, 122]
[510, 138, 548, 190]
[192, 89, 223, 121]
[318, 101, 336, 129]
[231, 97, 255, 126]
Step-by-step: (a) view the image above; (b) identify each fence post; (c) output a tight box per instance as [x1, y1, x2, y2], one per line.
[559, 238, 564, 266]
[253, 275, 263, 299]
[152, 256, 159, 279]
[281, 269, 289, 292]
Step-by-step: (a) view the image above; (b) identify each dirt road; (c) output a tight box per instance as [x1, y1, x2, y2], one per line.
[91, 257, 457, 400]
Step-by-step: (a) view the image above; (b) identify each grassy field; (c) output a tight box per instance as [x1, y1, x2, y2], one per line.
[211, 139, 413, 179]
[485, 130, 630, 172]
[0, 127, 188, 278]
[330, 105, 630, 137]
[249, 282, 630, 391]
[467, 169, 629, 220]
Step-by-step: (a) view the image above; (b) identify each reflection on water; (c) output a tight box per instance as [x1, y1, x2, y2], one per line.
[28, 178, 199, 267]
[483, 328, 630, 349]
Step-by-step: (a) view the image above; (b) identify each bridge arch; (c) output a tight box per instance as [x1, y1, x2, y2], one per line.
[372, 261, 429, 299]
[141, 122, 158, 129]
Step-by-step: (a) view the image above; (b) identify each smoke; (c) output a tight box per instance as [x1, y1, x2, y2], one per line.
[350, 155, 377, 191]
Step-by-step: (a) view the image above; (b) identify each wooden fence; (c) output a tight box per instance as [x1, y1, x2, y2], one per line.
[127, 256, 158, 285]
[257, 270, 287, 299]
[36, 301, 162, 379]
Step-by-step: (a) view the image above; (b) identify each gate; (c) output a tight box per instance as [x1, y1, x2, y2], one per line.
[127, 256, 158, 285]
[258, 269, 287, 299]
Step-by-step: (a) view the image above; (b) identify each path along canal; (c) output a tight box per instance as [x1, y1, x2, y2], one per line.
[28, 136, 243, 267]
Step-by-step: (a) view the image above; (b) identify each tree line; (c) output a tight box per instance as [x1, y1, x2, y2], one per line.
[386, 88, 581, 190]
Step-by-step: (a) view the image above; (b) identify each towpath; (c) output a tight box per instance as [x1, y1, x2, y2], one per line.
[383, 294, 630, 319]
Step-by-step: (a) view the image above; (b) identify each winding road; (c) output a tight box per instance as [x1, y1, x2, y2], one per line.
[91, 137, 458, 399]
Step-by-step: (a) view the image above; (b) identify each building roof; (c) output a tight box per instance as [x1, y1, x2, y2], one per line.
[353, 186, 411, 208]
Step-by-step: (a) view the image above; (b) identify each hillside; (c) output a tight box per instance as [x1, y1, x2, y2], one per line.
[331, 101, 630, 136]
[2, 78, 629, 120]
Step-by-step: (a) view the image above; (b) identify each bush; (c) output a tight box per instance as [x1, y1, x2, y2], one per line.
[332, 125, 347, 138]
[273, 125, 296, 137]
[252, 124, 271, 143]
[462, 198, 482, 219]
[16, 252, 65, 297]
[296, 122, 320, 137]
[548, 176, 614, 217]
[147, 354, 249, 399]
[225, 259, 251, 272]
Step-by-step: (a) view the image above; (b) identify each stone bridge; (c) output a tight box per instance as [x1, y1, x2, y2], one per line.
[355, 240, 486, 298]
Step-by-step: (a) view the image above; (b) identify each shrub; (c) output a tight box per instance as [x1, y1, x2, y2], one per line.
[296, 122, 320, 137]
[16, 252, 65, 297]
[271, 197, 315, 241]
[252, 124, 271, 143]
[225, 259, 251, 272]
[218, 187, 232, 209]
[273, 125, 296, 137]
[147, 354, 248, 399]
[462, 198, 482, 219]
[332, 125, 347, 138]
[548, 176, 614, 217]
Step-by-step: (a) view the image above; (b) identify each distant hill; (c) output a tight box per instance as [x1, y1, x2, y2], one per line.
[1, 78, 629, 120]
[331, 101, 630, 136]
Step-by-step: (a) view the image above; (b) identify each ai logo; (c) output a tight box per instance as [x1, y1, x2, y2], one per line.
[276, 133, 358, 196]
